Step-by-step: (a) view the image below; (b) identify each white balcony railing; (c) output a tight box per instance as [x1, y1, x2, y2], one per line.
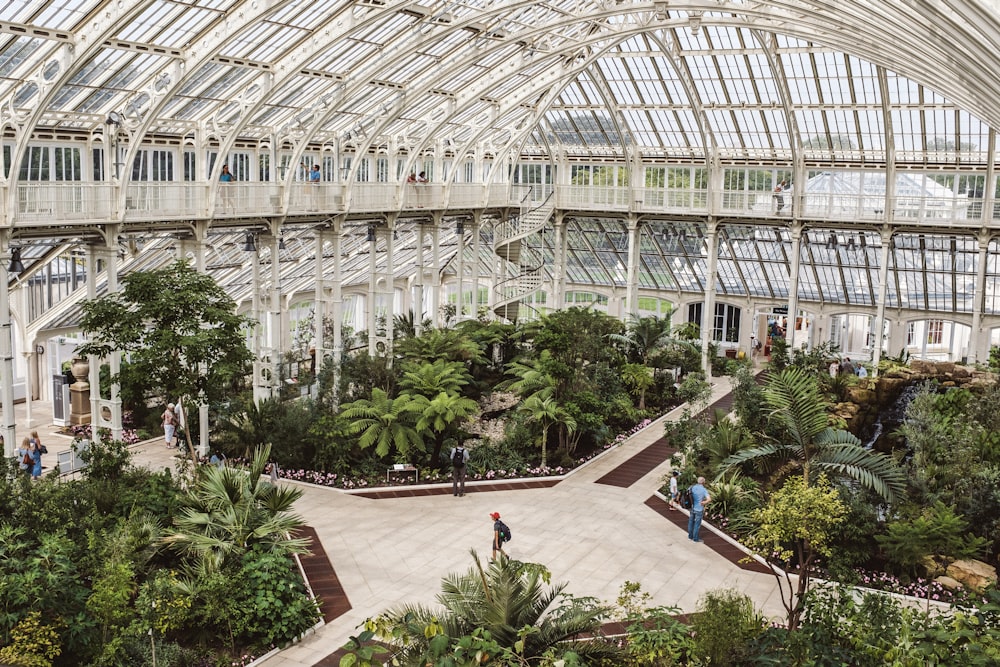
[7, 182, 998, 229]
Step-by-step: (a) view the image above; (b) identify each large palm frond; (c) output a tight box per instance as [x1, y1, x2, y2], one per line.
[812, 442, 907, 504]
[763, 367, 831, 450]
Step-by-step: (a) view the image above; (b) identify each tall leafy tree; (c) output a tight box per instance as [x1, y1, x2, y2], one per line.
[78, 260, 252, 407]
[745, 475, 847, 630]
[719, 367, 906, 504]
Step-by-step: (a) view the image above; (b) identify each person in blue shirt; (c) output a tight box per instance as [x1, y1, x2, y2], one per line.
[687, 476, 711, 542]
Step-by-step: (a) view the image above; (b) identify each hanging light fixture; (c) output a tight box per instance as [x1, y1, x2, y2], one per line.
[242, 234, 256, 252]
[7, 247, 25, 274]
[278, 236, 286, 250]
[455, 221, 464, 235]
[826, 233, 838, 250]
[366, 225, 376, 242]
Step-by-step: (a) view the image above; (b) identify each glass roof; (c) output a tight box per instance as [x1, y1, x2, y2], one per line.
[1, 1, 997, 161]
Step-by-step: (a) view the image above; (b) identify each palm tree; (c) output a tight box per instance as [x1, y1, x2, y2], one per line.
[718, 367, 906, 503]
[162, 445, 309, 572]
[375, 551, 622, 664]
[607, 312, 698, 367]
[621, 362, 654, 409]
[517, 394, 576, 468]
[398, 359, 472, 399]
[414, 391, 479, 465]
[340, 388, 425, 459]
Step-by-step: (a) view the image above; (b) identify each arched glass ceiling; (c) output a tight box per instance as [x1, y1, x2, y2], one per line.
[2, 1, 998, 165]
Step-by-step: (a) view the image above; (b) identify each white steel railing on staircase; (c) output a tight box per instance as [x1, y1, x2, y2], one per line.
[493, 190, 554, 321]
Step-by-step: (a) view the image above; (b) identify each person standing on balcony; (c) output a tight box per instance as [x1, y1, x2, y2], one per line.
[219, 164, 234, 212]
[773, 179, 788, 213]
[309, 164, 322, 210]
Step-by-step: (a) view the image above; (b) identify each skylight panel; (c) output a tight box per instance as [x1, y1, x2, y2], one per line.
[31, 0, 88, 30]
[688, 55, 726, 104]
[784, 52, 819, 105]
[0, 37, 44, 78]
[222, 22, 307, 62]
[849, 57, 880, 104]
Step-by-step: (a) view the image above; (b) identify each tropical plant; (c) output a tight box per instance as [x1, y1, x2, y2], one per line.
[499, 353, 557, 402]
[414, 392, 479, 465]
[621, 363, 655, 409]
[162, 445, 310, 573]
[398, 359, 472, 399]
[364, 552, 623, 664]
[719, 367, 906, 504]
[339, 388, 426, 459]
[516, 395, 576, 468]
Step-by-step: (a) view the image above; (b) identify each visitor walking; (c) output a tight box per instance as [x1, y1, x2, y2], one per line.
[162, 402, 178, 448]
[490, 512, 509, 560]
[17, 437, 31, 476]
[669, 470, 680, 510]
[687, 477, 711, 543]
[28, 441, 42, 480]
[450, 443, 469, 497]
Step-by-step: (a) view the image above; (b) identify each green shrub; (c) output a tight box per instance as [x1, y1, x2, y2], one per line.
[876, 501, 987, 579]
[690, 588, 764, 665]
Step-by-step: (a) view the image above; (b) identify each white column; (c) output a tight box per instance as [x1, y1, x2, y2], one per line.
[194, 227, 209, 456]
[105, 243, 123, 442]
[431, 216, 441, 327]
[250, 242, 267, 404]
[969, 232, 990, 364]
[367, 225, 378, 355]
[269, 234, 282, 395]
[87, 245, 101, 427]
[456, 219, 466, 320]
[314, 228, 329, 374]
[0, 237, 16, 457]
[385, 217, 395, 356]
[331, 220, 343, 405]
[625, 215, 641, 318]
[870, 227, 892, 375]
[702, 220, 718, 376]
[472, 212, 481, 319]
[555, 213, 568, 311]
[414, 222, 425, 336]
[786, 223, 802, 350]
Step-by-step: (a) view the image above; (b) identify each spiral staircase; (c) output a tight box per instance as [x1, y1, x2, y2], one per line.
[492, 194, 555, 322]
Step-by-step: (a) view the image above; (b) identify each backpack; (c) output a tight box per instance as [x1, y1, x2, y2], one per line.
[681, 487, 694, 510]
[496, 520, 512, 542]
[452, 447, 466, 467]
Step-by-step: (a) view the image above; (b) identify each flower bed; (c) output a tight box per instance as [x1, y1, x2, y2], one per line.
[229, 417, 656, 491]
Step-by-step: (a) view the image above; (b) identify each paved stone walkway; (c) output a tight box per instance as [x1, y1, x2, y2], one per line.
[9, 378, 785, 667]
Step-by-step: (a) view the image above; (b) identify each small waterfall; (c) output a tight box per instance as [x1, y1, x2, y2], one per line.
[861, 384, 924, 450]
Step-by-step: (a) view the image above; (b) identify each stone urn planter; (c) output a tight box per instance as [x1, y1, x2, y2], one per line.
[70, 357, 90, 388]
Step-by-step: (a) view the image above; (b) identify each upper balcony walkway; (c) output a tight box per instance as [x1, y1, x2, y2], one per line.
[6, 181, 999, 234]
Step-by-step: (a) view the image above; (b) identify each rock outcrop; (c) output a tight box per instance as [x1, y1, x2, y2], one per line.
[945, 558, 998, 594]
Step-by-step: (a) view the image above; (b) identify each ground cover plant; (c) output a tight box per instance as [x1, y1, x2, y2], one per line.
[0, 436, 319, 666]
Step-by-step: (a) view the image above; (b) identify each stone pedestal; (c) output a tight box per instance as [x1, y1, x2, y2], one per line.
[69, 358, 91, 425]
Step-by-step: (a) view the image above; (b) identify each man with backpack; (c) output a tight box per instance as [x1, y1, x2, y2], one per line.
[490, 512, 510, 560]
[450, 443, 469, 497]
